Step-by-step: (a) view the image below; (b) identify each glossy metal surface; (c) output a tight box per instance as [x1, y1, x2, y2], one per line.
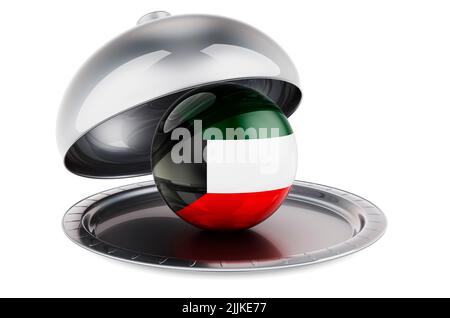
[63, 180, 386, 271]
[57, 12, 302, 178]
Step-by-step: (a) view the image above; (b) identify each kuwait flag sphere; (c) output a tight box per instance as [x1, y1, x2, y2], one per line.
[152, 84, 297, 231]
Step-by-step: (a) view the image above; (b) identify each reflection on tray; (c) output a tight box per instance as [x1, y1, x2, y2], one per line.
[97, 215, 281, 262]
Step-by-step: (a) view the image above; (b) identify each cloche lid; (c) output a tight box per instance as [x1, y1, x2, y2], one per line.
[57, 11, 302, 178]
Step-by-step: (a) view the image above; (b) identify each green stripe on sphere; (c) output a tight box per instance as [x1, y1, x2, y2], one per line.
[205, 109, 292, 140]
[162, 84, 293, 140]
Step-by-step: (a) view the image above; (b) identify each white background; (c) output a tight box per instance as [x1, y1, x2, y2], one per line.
[1, 0, 449, 297]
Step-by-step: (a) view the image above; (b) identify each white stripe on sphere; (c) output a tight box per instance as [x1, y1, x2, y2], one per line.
[206, 134, 297, 194]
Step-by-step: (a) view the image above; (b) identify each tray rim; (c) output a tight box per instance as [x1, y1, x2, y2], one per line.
[62, 180, 387, 271]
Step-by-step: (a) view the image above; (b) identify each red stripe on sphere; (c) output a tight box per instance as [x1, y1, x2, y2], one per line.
[176, 187, 291, 231]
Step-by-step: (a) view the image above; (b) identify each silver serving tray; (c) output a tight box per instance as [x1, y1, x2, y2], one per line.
[63, 180, 386, 271]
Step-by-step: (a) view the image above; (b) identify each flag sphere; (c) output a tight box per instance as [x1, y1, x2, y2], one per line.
[152, 84, 297, 231]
